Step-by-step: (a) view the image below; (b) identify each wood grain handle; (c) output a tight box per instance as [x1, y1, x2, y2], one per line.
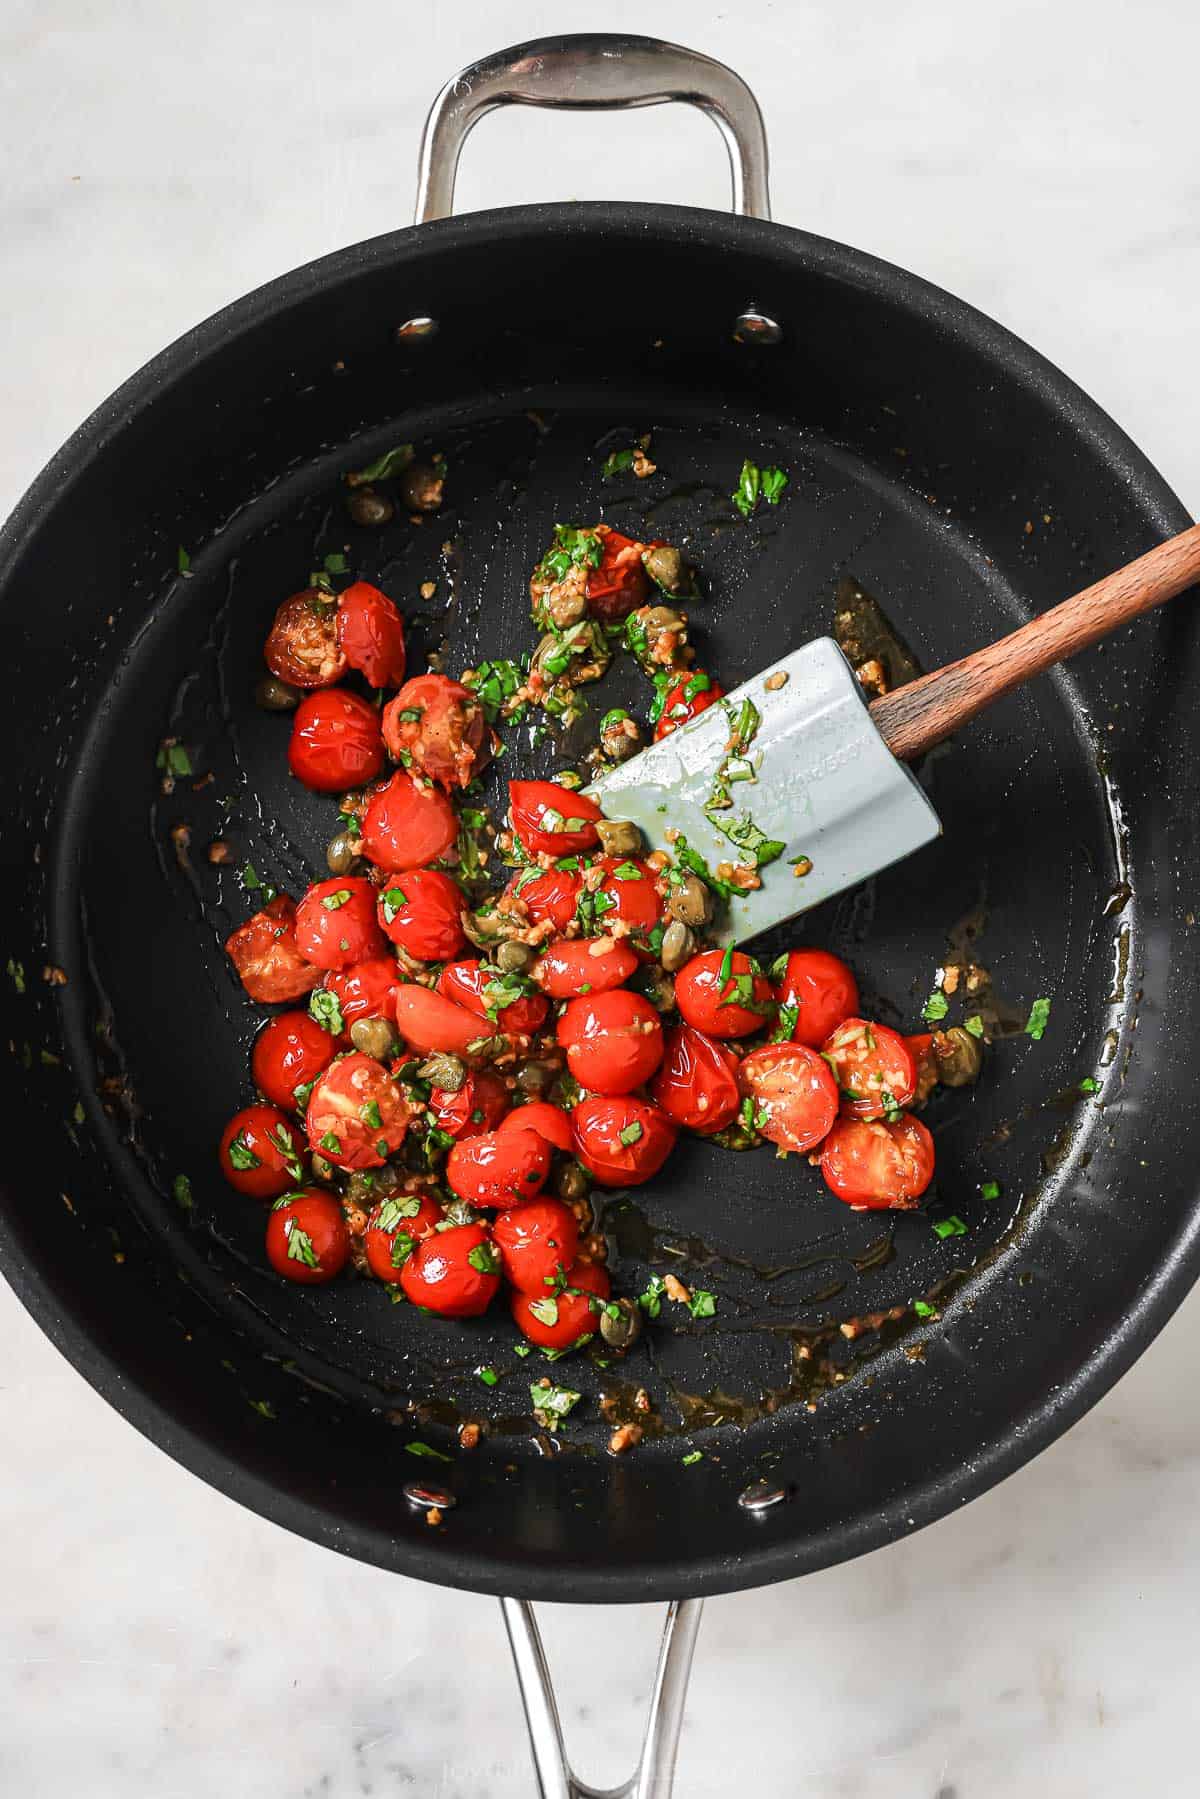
[869, 521, 1200, 761]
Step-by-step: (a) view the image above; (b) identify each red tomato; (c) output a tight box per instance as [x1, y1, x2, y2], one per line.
[572, 1095, 677, 1187]
[219, 1104, 307, 1200]
[653, 671, 725, 741]
[445, 1128, 551, 1208]
[336, 580, 407, 688]
[820, 1114, 935, 1209]
[496, 1102, 574, 1154]
[503, 865, 582, 934]
[294, 877, 386, 972]
[321, 956, 401, 1031]
[674, 950, 775, 1039]
[437, 958, 549, 1036]
[363, 1189, 442, 1282]
[557, 990, 664, 1095]
[361, 770, 458, 870]
[493, 1198, 580, 1295]
[393, 983, 489, 1058]
[650, 1024, 741, 1135]
[585, 526, 650, 623]
[251, 1011, 337, 1111]
[266, 1188, 351, 1284]
[774, 949, 859, 1049]
[822, 1017, 917, 1120]
[264, 589, 347, 689]
[381, 674, 488, 790]
[400, 1221, 501, 1317]
[511, 1258, 611, 1350]
[737, 1042, 839, 1153]
[304, 1051, 412, 1170]
[428, 1069, 510, 1142]
[287, 688, 384, 792]
[225, 895, 320, 1004]
[377, 867, 467, 962]
[509, 780, 602, 857]
[533, 936, 638, 999]
[591, 857, 663, 945]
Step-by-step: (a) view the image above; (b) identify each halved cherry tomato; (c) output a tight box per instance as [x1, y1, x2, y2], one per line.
[219, 1104, 307, 1200]
[650, 1024, 741, 1135]
[304, 1051, 412, 1170]
[382, 674, 488, 790]
[496, 1101, 574, 1154]
[511, 1257, 611, 1350]
[393, 983, 490, 1058]
[225, 895, 320, 1004]
[361, 770, 458, 870]
[251, 1011, 337, 1112]
[820, 1114, 935, 1209]
[653, 671, 725, 741]
[557, 990, 663, 1095]
[336, 580, 407, 689]
[428, 1069, 510, 1142]
[502, 865, 581, 934]
[737, 1042, 839, 1153]
[509, 780, 602, 857]
[321, 956, 401, 1031]
[446, 1127, 551, 1208]
[585, 526, 650, 624]
[822, 1017, 917, 1120]
[493, 1198, 580, 1296]
[363, 1189, 442, 1282]
[533, 936, 637, 999]
[266, 1188, 350, 1283]
[572, 1095, 677, 1187]
[674, 950, 775, 1038]
[400, 1221, 501, 1317]
[287, 688, 384, 792]
[294, 877, 385, 971]
[264, 589, 347, 689]
[774, 949, 859, 1049]
[437, 958, 549, 1036]
[591, 857, 663, 945]
[376, 868, 467, 963]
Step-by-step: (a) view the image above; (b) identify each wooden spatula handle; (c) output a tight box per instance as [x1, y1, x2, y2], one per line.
[869, 521, 1200, 762]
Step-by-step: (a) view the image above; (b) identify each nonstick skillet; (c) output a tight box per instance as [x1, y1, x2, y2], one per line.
[2, 33, 1199, 1796]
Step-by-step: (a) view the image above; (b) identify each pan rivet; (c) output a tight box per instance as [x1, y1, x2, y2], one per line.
[403, 1481, 456, 1511]
[396, 316, 438, 343]
[732, 308, 783, 347]
[738, 1480, 787, 1512]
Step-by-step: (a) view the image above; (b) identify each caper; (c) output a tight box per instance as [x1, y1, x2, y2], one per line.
[496, 938, 536, 975]
[346, 1165, 403, 1206]
[347, 488, 395, 527]
[643, 544, 686, 594]
[338, 790, 362, 815]
[600, 712, 643, 763]
[516, 1059, 555, 1096]
[934, 1025, 984, 1088]
[398, 461, 445, 512]
[418, 1051, 467, 1093]
[350, 1016, 397, 1061]
[660, 919, 696, 973]
[326, 831, 360, 876]
[310, 1152, 336, 1183]
[555, 1159, 591, 1202]
[595, 818, 643, 857]
[599, 1296, 643, 1353]
[254, 674, 301, 712]
[634, 964, 676, 1012]
[442, 1196, 481, 1228]
[667, 872, 712, 928]
[540, 582, 588, 629]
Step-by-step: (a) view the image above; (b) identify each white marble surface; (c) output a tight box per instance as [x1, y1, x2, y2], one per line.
[3, 1, 1200, 1793]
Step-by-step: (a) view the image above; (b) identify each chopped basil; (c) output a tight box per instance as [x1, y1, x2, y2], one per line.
[638, 1275, 666, 1319]
[921, 990, 950, 1024]
[1025, 996, 1052, 1041]
[530, 1381, 582, 1429]
[292, 1078, 316, 1116]
[771, 1003, 799, 1043]
[308, 988, 345, 1035]
[761, 466, 788, 506]
[601, 448, 636, 479]
[732, 459, 787, 517]
[689, 1290, 717, 1319]
[719, 971, 774, 1017]
[172, 1173, 194, 1211]
[347, 443, 413, 485]
[718, 943, 735, 985]
[610, 861, 644, 882]
[468, 1241, 501, 1276]
[536, 524, 603, 585]
[6, 958, 26, 994]
[227, 1132, 261, 1171]
[377, 1195, 422, 1231]
[381, 885, 408, 922]
[513, 1342, 533, 1358]
[267, 1123, 304, 1181]
[319, 1131, 342, 1155]
[285, 1222, 320, 1268]
[618, 1120, 644, 1147]
[980, 1180, 1001, 1201]
[912, 1299, 937, 1319]
[682, 1451, 703, 1467]
[476, 1365, 499, 1387]
[529, 1295, 559, 1327]
[156, 740, 193, 777]
[932, 1215, 967, 1239]
[470, 657, 527, 725]
[321, 889, 352, 911]
[705, 809, 783, 867]
[337, 809, 362, 841]
[361, 1099, 383, 1130]
[389, 1233, 416, 1269]
[177, 545, 191, 573]
[405, 1440, 452, 1462]
[963, 1014, 985, 1038]
[480, 970, 535, 1019]
[1079, 1076, 1099, 1094]
[672, 837, 737, 902]
[242, 863, 278, 905]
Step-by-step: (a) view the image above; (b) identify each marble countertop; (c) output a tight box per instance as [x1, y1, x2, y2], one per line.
[3, 2, 1199, 1793]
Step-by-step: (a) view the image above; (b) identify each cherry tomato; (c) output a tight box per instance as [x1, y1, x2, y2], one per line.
[585, 526, 650, 623]
[509, 780, 602, 857]
[496, 1101, 574, 1154]
[428, 1069, 510, 1142]
[321, 956, 401, 1031]
[294, 877, 386, 972]
[820, 1114, 935, 1209]
[225, 896, 320, 1005]
[336, 580, 407, 688]
[400, 1221, 502, 1317]
[438, 958, 549, 1036]
[822, 1017, 917, 1120]
[363, 1189, 442, 1283]
[674, 950, 775, 1039]
[502, 865, 581, 934]
[533, 935, 638, 999]
[572, 1095, 677, 1186]
[445, 1127, 551, 1208]
[653, 671, 725, 742]
[737, 1042, 839, 1153]
[557, 990, 664, 1095]
[361, 770, 458, 870]
[393, 983, 489, 1058]
[381, 674, 488, 790]
[219, 1104, 307, 1200]
[650, 1024, 741, 1135]
[266, 1188, 351, 1284]
[251, 1011, 336, 1112]
[287, 688, 383, 794]
[493, 1198, 580, 1296]
[774, 949, 860, 1049]
[264, 588, 347, 689]
[376, 868, 467, 963]
[511, 1257, 611, 1350]
[304, 1051, 412, 1170]
[591, 857, 663, 945]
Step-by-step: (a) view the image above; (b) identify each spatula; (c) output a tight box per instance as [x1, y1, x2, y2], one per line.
[589, 523, 1200, 945]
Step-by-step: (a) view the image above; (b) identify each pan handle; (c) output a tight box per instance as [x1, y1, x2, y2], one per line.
[415, 34, 770, 224]
[501, 1596, 704, 1799]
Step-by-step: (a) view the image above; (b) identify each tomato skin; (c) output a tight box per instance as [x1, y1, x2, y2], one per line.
[219, 1104, 307, 1200]
[361, 770, 458, 870]
[493, 1198, 581, 1296]
[321, 956, 401, 1031]
[363, 1190, 442, 1283]
[737, 1042, 839, 1153]
[287, 689, 384, 792]
[304, 1051, 412, 1170]
[225, 895, 320, 1004]
[336, 581, 407, 688]
[266, 1188, 351, 1284]
[572, 1095, 678, 1186]
[446, 1127, 551, 1208]
[437, 958, 549, 1036]
[592, 857, 663, 945]
[511, 1257, 611, 1349]
[533, 936, 638, 999]
[251, 1011, 337, 1111]
[774, 949, 860, 1049]
[503, 866, 581, 934]
[400, 1221, 501, 1317]
[650, 1024, 741, 1135]
[496, 1101, 574, 1154]
[674, 950, 775, 1039]
[381, 674, 488, 790]
[822, 1017, 917, 1120]
[428, 1069, 510, 1142]
[509, 780, 602, 857]
[393, 983, 489, 1058]
[585, 527, 650, 624]
[557, 990, 664, 1096]
[294, 877, 386, 971]
[376, 868, 467, 963]
[820, 1113, 935, 1209]
[264, 589, 347, 689]
[653, 673, 725, 742]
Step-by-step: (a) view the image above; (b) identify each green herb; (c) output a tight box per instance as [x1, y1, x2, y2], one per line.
[309, 988, 345, 1035]
[72, 1099, 85, 1125]
[610, 861, 643, 882]
[468, 1241, 502, 1276]
[319, 1131, 342, 1155]
[347, 443, 413, 485]
[1025, 997, 1052, 1041]
[913, 1299, 937, 1319]
[321, 888, 352, 911]
[623, 611, 650, 661]
[705, 809, 785, 868]
[771, 1002, 799, 1043]
[513, 1342, 533, 1359]
[377, 1195, 422, 1232]
[618, 1120, 644, 1147]
[719, 972, 774, 1017]
[718, 943, 735, 984]
[760, 466, 788, 506]
[337, 809, 362, 841]
[689, 1290, 717, 1319]
[932, 1215, 967, 1239]
[396, 706, 423, 723]
[673, 837, 737, 902]
[963, 1014, 985, 1038]
[389, 1233, 416, 1269]
[980, 1180, 1001, 1201]
[638, 1275, 666, 1319]
[156, 740, 193, 778]
[172, 1173, 194, 1211]
[6, 958, 26, 994]
[292, 1079, 316, 1116]
[248, 1399, 275, 1420]
[477, 1365, 499, 1387]
[405, 1440, 452, 1462]
[733, 459, 761, 518]
[601, 448, 635, 479]
[381, 885, 409, 922]
[425, 1125, 455, 1155]
[286, 1222, 319, 1268]
[600, 707, 631, 732]
[922, 990, 950, 1024]
[530, 1381, 582, 1430]
[529, 1295, 559, 1327]
[536, 525, 603, 585]
[360, 1099, 383, 1130]
[681, 1451, 703, 1467]
[242, 863, 278, 905]
[177, 545, 191, 573]
[470, 657, 528, 725]
[227, 1132, 261, 1171]
[480, 970, 535, 1020]
[1079, 1076, 1100, 1094]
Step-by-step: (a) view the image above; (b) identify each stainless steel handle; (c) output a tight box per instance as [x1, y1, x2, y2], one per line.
[501, 1596, 704, 1799]
[415, 33, 770, 224]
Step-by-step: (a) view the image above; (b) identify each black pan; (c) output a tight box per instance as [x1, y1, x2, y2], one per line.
[3, 33, 1198, 1621]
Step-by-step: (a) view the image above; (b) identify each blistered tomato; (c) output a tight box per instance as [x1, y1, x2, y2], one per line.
[294, 877, 386, 972]
[219, 1104, 306, 1200]
[557, 990, 664, 1095]
[510, 1258, 611, 1350]
[674, 950, 775, 1039]
[363, 1189, 443, 1282]
[493, 1198, 580, 1295]
[225, 895, 319, 1004]
[653, 671, 725, 741]
[361, 770, 458, 871]
[304, 1051, 412, 1170]
[382, 674, 488, 790]
[445, 1127, 551, 1208]
[320, 956, 401, 1031]
[393, 984, 489, 1058]
[502, 865, 581, 934]
[251, 1011, 337, 1112]
[820, 1114, 935, 1209]
[737, 1042, 839, 1153]
[438, 958, 549, 1036]
[496, 1102, 574, 1154]
[266, 1188, 351, 1284]
[821, 1018, 917, 1120]
[376, 868, 467, 962]
[428, 1069, 510, 1142]
[508, 780, 602, 858]
[650, 1024, 741, 1135]
[533, 936, 638, 999]
[336, 580, 407, 688]
[571, 1095, 677, 1187]
[773, 949, 859, 1049]
[287, 689, 383, 792]
[400, 1222, 501, 1317]
[264, 589, 347, 689]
